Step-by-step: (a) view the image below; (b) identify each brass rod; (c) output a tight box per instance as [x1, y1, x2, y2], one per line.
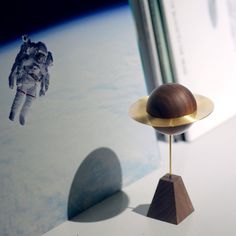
[169, 134, 172, 176]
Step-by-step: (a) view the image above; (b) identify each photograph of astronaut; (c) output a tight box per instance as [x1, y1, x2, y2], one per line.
[0, 5, 163, 236]
[8, 35, 53, 126]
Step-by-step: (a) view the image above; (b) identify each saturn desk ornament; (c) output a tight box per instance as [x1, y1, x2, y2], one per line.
[129, 83, 214, 224]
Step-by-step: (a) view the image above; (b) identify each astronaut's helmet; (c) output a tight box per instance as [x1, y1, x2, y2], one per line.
[36, 42, 48, 55]
[35, 42, 48, 63]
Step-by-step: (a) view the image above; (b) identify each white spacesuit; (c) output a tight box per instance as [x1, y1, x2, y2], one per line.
[9, 37, 53, 126]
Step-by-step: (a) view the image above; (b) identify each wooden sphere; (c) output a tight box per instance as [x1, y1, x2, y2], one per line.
[146, 83, 197, 119]
[147, 83, 197, 135]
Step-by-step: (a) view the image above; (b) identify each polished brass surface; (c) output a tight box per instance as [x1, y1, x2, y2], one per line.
[129, 94, 214, 128]
[169, 135, 172, 176]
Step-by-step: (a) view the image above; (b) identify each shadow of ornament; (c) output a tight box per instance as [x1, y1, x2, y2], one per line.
[67, 147, 129, 221]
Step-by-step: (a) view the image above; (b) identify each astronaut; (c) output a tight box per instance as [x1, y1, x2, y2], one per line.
[8, 35, 37, 88]
[8, 37, 53, 126]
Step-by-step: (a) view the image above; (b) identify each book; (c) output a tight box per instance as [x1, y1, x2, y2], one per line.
[130, 0, 236, 141]
[129, 0, 170, 142]
[160, 0, 236, 141]
[148, 0, 175, 84]
[129, 0, 163, 94]
[129, 0, 185, 142]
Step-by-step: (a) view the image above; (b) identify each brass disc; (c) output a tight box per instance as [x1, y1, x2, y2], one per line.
[129, 94, 214, 128]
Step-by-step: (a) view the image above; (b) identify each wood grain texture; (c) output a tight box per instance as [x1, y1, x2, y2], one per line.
[147, 174, 194, 224]
[146, 83, 197, 118]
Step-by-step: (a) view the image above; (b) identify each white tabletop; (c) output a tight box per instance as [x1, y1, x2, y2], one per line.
[43, 116, 236, 236]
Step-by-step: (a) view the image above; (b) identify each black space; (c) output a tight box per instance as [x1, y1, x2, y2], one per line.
[0, 0, 128, 46]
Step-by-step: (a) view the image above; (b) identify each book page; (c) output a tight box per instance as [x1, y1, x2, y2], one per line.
[161, 0, 236, 140]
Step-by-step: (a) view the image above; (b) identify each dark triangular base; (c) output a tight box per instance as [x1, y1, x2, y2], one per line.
[147, 174, 194, 224]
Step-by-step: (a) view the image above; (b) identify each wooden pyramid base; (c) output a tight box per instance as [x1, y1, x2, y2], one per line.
[147, 173, 194, 224]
